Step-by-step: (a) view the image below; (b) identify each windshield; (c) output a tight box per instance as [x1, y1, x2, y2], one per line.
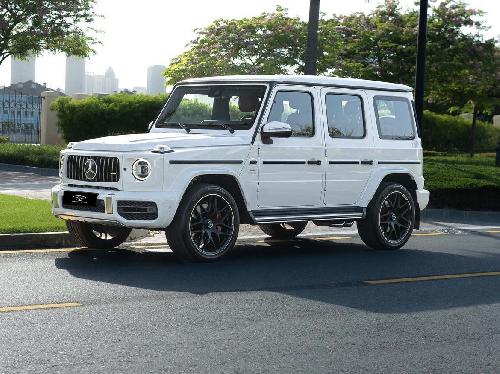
[155, 84, 267, 130]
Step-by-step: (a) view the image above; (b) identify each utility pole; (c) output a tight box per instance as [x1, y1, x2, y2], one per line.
[304, 0, 321, 75]
[414, 0, 429, 139]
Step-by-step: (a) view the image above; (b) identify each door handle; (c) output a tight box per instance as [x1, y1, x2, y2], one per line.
[360, 160, 373, 165]
[307, 159, 322, 165]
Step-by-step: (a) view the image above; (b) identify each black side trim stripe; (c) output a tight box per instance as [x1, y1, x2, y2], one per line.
[263, 160, 306, 165]
[252, 206, 364, 218]
[378, 161, 421, 165]
[329, 161, 360, 165]
[169, 160, 243, 165]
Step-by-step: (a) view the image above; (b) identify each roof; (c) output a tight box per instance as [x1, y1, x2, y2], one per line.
[180, 75, 413, 92]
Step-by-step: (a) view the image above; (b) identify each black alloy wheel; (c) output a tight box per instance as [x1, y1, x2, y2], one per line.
[378, 190, 413, 245]
[66, 221, 131, 249]
[166, 184, 240, 262]
[188, 193, 235, 257]
[357, 182, 415, 250]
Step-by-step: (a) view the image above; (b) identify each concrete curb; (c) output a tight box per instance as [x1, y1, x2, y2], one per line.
[0, 232, 75, 249]
[0, 163, 59, 176]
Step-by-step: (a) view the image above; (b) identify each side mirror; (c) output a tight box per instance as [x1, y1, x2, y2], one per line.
[147, 121, 154, 132]
[261, 121, 292, 139]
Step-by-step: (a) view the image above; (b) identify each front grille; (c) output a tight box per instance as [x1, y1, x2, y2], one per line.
[117, 201, 158, 220]
[62, 199, 105, 213]
[66, 155, 120, 183]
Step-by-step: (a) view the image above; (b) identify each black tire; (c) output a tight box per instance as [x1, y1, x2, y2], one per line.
[259, 222, 307, 239]
[66, 221, 131, 249]
[166, 183, 240, 262]
[357, 182, 415, 250]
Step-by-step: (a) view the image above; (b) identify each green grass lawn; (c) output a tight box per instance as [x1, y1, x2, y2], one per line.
[0, 194, 66, 234]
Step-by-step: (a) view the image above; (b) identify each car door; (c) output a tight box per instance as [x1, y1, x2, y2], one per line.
[257, 86, 325, 208]
[321, 87, 374, 206]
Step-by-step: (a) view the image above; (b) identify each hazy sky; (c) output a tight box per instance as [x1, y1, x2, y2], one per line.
[0, 0, 498, 90]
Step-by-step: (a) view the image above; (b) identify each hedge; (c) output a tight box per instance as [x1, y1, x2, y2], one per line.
[422, 111, 500, 153]
[51, 93, 167, 142]
[0, 143, 63, 169]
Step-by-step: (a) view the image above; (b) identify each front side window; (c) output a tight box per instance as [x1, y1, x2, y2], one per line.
[156, 84, 267, 130]
[325, 94, 364, 138]
[374, 96, 416, 139]
[267, 91, 314, 137]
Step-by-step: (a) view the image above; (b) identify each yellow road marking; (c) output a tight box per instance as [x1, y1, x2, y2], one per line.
[365, 271, 500, 285]
[0, 302, 81, 313]
[412, 232, 446, 236]
[0, 247, 82, 255]
[485, 230, 500, 234]
[317, 236, 353, 241]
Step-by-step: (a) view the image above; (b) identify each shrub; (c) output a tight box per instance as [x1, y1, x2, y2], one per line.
[0, 136, 9, 143]
[422, 111, 500, 152]
[0, 143, 63, 169]
[51, 93, 168, 142]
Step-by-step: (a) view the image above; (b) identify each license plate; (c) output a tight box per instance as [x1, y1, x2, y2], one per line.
[62, 191, 98, 207]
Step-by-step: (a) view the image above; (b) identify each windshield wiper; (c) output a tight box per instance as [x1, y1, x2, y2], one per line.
[200, 120, 235, 134]
[156, 122, 191, 133]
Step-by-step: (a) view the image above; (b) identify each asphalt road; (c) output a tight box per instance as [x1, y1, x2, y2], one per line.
[0, 229, 499, 373]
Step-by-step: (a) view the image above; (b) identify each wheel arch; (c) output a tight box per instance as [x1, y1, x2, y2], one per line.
[359, 170, 421, 229]
[184, 173, 253, 224]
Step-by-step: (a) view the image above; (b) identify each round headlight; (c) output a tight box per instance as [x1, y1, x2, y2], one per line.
[132, 158, 151, 181]
[59, 154, 65, 177]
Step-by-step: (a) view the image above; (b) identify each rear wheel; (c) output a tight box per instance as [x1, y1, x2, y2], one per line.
[166, 184, 239, 262]
[259, 222, 307, 240]
[66, 221, 131, 249]
[357, 182, 415, 250]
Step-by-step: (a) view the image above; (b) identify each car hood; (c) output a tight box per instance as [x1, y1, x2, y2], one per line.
[71, 132, 251, 152]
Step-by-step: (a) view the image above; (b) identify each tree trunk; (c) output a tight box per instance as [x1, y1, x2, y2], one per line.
[470, 104, 478, 157]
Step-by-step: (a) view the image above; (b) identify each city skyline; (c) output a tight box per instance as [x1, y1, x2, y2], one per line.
[0, 0, 498, 90]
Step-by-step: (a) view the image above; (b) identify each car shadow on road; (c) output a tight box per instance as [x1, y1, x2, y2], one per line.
[54, 237, 500, 314]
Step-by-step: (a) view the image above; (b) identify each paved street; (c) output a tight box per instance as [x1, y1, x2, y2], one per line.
[0, 227, 499, 373]
[0, 170, 57, 200]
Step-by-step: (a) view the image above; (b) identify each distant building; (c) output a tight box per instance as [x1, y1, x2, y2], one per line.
[11, 57, 36, 84]
[133, 86, 147, 94]
[85, 67, 119, 94]
[147, 65, 166, 94]
[65, 56, 86, 95]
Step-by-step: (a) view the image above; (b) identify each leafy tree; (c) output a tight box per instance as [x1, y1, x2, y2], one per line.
[164, 7, 307, 85]
[0, 0, 99, 66]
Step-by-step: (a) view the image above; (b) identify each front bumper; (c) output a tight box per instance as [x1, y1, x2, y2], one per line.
[51, 184, 179, 229]
[416, 189, 430, 210]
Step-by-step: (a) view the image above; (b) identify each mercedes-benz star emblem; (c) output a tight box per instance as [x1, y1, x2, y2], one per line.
[84, 158, 98, 180]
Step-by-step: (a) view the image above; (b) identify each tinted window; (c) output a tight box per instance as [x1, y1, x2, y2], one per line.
[374, 97, 415, 139]
[268, 91, 314, 137]
[325, 94, 364, 138]
[157, 85, 266, 129]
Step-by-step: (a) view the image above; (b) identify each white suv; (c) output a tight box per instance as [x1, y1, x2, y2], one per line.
[52, 75, 429, 261]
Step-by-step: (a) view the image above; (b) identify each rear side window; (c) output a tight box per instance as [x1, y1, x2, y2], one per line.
[374, 96, 416, 140]
[325, 94, 365, 138]
[268, 91, 314, 137]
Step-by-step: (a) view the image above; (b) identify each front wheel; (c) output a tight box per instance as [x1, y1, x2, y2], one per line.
[66, 221, 131, 249]
[357, 183, 415, 250]
[166, 184, 240, 262]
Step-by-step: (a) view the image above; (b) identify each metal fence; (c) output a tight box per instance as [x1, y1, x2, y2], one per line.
[0, 87, 41, 144]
